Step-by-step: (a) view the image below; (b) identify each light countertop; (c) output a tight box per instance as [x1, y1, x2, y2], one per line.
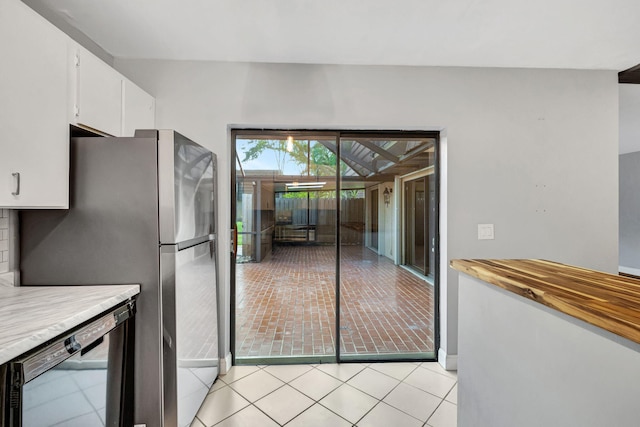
[0, 284, 140, 365]
[451, 259, 640, 345]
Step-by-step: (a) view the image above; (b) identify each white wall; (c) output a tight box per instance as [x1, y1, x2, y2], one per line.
[380, 182, 395, 261]
[458, 274, 640, 427]
[114, 59, 619, 362]
[619, 84, 640, 274]
[620, 151, 640, 271]
[619, 84, 640, 155]
[365, 182, 395, 260]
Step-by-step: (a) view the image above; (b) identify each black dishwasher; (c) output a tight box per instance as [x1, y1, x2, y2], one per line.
[0, 300, 136, 427]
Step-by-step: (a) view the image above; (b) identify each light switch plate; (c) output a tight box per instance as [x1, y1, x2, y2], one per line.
[478, 224, 494, 240]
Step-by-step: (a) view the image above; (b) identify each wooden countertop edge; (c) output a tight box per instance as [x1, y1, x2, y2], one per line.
[450, 259, 640, 345]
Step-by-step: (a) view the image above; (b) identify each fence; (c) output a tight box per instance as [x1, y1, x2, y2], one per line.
[275, 197, 364, 244]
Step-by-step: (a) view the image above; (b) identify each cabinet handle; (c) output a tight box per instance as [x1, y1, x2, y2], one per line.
[11, 172, 20, 196]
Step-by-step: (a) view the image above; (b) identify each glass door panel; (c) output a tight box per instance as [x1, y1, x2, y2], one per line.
[404, 174, 436, 278]
[234, 133, 337, 363]
[339, 135, 437, 361]
[405, 177, 426, 274]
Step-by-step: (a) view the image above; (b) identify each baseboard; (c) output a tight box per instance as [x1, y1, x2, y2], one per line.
[438, 348, 458, 371]
[219, 352, 233, 374]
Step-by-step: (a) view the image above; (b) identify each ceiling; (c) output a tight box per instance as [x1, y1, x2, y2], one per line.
[22, 0, 640, 71]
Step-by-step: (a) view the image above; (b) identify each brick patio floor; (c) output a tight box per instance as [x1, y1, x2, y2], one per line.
[235, 245, 435, 360]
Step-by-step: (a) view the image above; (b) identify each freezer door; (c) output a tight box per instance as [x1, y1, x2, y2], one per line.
[158, 130, 216, 244]
[160, 240, 219, 427]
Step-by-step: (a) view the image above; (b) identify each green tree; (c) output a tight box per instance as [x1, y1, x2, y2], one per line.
[241, 139, 345, 177]
[241, 139, 291, 173]
[280, 191, 309, 199]
[308, 143, 337, 176]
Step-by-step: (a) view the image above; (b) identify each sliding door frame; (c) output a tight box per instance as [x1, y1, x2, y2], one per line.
[231, 129, 440, 365]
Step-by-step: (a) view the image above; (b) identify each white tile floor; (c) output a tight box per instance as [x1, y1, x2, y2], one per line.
[193, 362, 457, 427]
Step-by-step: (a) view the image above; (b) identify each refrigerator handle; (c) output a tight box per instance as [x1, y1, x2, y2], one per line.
[230, 228, 237, 256]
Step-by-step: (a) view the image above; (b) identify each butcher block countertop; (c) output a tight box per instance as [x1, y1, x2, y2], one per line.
[450, 259, 640, 345]
[0, 285, 140, 365]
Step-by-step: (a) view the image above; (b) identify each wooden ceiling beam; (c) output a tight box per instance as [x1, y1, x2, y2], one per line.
[315, 139, 371, 177]
[349, 139, 400, 162]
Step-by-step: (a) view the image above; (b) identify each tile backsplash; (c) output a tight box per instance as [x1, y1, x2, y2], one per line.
[0, 209, 8, 272]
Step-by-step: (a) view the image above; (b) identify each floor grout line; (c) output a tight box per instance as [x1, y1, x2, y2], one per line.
[202, 363, 457, 427]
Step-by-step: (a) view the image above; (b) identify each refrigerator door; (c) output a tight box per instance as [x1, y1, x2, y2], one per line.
[158, 129, 216, 245]
[21, 134, 164, 426]
[160, 239, 219, 427]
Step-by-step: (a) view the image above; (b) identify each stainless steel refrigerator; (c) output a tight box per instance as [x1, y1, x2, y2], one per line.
[20, 129, 220, 427]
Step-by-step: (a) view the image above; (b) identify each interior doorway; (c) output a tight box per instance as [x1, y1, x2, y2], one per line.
[404, 172, 436, 280]
[232, 130, 439, 364]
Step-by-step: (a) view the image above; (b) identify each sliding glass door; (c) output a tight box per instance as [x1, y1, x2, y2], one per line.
[232, 130, 439, 364]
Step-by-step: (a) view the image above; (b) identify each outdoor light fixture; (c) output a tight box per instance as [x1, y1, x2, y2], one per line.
[286, 181, 326, 190]
[286, 136, 294, 152]
[383, 187, 392, 206]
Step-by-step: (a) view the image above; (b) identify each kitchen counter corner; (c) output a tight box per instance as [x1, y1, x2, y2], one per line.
[0, 284, 140, 365]
[450, 258, 640, 345]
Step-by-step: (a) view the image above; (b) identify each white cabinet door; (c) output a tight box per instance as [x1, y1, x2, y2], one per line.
[122, 78, 155, 137]
[74, 46, 122, 136]
[0, 0, 69, 208]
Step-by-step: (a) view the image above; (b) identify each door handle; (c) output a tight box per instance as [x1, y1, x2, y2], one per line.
[11, 172, 20, 196]
[231, 228, 237, 255]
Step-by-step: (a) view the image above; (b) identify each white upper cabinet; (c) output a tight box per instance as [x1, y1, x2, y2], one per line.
[0, 0, 69, 208]
[73, 46, 123, 136]
[71, 46, 155, 137]
[0, 0, 154, 208]
[122, 78, 155, 137]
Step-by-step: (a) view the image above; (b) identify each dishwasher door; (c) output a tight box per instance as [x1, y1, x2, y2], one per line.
[0, 301, 136, 427]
